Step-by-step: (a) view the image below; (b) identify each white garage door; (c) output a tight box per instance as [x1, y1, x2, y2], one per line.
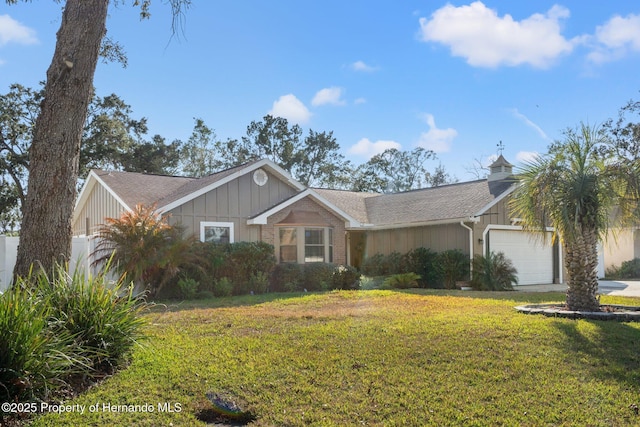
[488, 229, 554, 286]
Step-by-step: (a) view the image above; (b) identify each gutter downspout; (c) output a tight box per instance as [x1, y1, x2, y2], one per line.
[460, 221, 474, 276]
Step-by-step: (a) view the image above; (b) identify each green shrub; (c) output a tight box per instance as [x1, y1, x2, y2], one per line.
[302, 263, 335, 291]
[178, 277, 200, 299]
[332, 265, 361, 290]
[42, 264, 147, 374]
[270, 263, 302, 292]
[470, 252, 518, 291]
[437, 250, 470, 289]
[212, 277, 233, 297]
[606, 258, 640, 279]
[383, 272, 421, 289]
[361, 251, 410, 276]
[248, 271, 270, 294]
[1, 263, 146, 405]
[406, 247, 441, 288]
[361, 253, 386, 276]
[0, 281, 76, 404]
[359, 276, 386, 290]
[227, 242, 277, 294]
[197, 241, 276, 295]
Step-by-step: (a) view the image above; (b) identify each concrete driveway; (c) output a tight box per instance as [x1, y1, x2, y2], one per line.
[513, 280, 640, 297]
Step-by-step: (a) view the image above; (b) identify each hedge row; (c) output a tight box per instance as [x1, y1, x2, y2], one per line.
[361, 248, 470, 289]
[162, 241, 360, 299]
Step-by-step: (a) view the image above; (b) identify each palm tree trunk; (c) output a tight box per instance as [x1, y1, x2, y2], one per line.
[563, 227, 600, 311]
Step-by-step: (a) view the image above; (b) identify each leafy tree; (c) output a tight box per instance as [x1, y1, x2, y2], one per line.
[297, 130, 353, 188]
[0, 85, 178, 230]
[121, 134, 181, 175]
[179, 118, 219, 177]
[425, 163, 458, 187]
[603, 98, 640, 160]
[351, 147, 437, 193]
[510, 123, 640, 311]
[79, 92, 149, 176]
[9, 0, 190, 278]
[242, 115, 303, 173]
[0, 84, 40, 228]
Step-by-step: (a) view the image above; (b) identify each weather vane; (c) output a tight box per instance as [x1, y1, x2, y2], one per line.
[497, 140, 505, 156]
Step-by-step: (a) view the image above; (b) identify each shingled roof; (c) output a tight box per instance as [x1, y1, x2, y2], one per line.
[315, 179, 514, 228]
[85, 159, 516, 230]
[93, 170, 194, 209]
[89, 160, 269, 211]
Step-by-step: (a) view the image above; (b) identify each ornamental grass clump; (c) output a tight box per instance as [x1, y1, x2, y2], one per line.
[383, 272, 421, 289]
[41, 263, 147, 374]
[0, 279, 78, 404]
[470, 251, 518, 291]
[0, 263, 147, 406]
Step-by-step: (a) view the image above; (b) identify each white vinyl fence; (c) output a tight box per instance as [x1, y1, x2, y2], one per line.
[0, 236, 99, 292]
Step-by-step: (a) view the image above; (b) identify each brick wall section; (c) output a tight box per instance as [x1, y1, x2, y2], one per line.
[262, 196, 347, 265]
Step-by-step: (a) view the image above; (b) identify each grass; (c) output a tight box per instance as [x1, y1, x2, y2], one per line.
[29, 289, 640, 426]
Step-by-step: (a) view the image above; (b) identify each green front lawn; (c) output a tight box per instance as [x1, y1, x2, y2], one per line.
[32, 290, 640, 426]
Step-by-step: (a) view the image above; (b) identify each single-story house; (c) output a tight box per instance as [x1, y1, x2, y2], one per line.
[73, 155, 638, 285]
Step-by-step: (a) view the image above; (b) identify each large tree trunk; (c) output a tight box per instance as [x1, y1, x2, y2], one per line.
[13, 0, 109, 279]
[563, 227, 600, 311]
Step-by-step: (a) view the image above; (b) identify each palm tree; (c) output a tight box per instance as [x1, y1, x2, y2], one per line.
[510, 123, 640, 311]
[93, 204, 199, 298]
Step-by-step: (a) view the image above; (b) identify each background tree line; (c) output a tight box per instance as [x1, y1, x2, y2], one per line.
[0, 83, 457, 233]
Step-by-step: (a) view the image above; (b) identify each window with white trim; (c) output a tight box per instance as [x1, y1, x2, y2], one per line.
[200, 221, 234, 244]
[277, 226, 334, 263]
[279, 227, 297, 263]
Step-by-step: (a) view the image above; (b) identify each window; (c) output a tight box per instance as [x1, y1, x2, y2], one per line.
[277, 226, 334, 264]
[200, 222, 234, 244]
[279, 228, 297, 263]
[305, 228, 324, 262]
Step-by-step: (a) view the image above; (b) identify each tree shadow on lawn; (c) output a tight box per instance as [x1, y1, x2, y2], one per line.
[552, 320, 640, 388]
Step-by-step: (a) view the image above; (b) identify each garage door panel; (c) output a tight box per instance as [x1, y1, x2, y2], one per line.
[489, 229, 553, 286]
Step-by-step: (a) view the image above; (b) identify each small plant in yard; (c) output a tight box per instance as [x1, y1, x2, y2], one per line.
[1, 263, 146, 407]
[177, 277, 199, 299]
[248, 271, 269, 294]
[0, 279, 77, 404]
[470, 251, 518, 291]
[37, 263, 147, 375]
[437, 249, 470, 289]
[212, 277, 233, 297]
[302, 262, 335, 291]
[383, 272, 421, 289]
[606, 258, 640, 279]
[332, 264, 361, 290]
[270, 263, 302, 292]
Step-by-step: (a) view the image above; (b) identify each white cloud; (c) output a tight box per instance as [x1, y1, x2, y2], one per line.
[417, 114, 457, 153]
[418, 2, 575, 68]
[0, 15, 38, 46]
[350, 60, 378, 72]
[348, 138, 401, 158]
[509, 108, 549, 140]
[268, 94, 312, 124]
[516, 151, 540, 164]
[312, 87, 346, 106]
[588, 13, 640, 63]
[354, 97, 367, 105]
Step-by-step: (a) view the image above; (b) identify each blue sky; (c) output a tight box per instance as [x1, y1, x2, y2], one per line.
[1, 1, 640, 180]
